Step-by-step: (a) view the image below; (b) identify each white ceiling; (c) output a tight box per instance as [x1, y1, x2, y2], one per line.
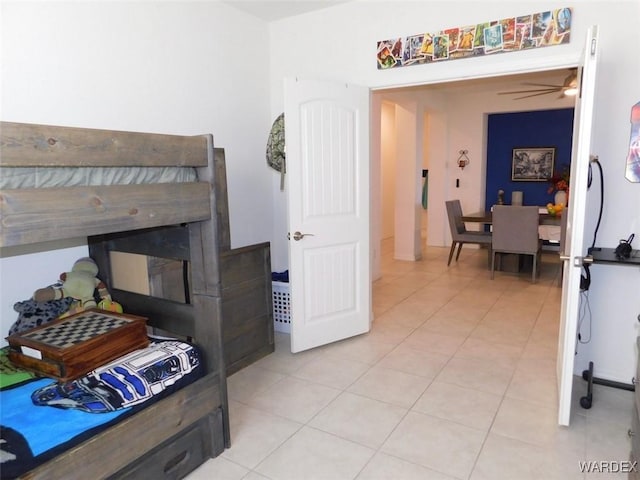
[222, 0, 351, 22]
[380, 68, 576, 97]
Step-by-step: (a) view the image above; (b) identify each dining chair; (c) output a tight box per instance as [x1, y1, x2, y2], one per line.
[445, 200, 492, 266]
[491, 205, 542, 283]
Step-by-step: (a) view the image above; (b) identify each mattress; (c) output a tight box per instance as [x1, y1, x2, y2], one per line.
[0, 166, 197, 190]
[0, 337, 204, 479]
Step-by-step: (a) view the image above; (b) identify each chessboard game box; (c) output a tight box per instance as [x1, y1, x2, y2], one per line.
[6, 309, 149, 381]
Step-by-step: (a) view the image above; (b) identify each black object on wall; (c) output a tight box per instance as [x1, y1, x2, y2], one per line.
[485, 109, 574, 211]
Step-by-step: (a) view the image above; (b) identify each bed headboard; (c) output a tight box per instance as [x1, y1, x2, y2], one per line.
[0, 121, 214, 247]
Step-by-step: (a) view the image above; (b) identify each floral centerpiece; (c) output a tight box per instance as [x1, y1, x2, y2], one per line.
[547, 164, 570, 194]
[547, 164, 570, 209]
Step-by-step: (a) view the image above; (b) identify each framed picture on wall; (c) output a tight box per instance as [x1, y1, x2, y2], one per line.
[511, 147, 555, 181]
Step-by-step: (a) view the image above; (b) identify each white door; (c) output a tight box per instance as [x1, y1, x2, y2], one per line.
[557, 26, 600, 426]
[284, 78, 371, 353]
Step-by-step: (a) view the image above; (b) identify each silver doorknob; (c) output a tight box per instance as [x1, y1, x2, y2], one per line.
[289, 231, 314, 241]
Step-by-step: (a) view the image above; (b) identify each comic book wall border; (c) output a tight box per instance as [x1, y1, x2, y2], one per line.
[377, 8, 572, 70]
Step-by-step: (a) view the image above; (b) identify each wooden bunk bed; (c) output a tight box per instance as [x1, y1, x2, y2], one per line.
[0, 121, 274, 479]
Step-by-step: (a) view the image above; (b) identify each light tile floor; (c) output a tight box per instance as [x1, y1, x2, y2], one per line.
[187, 241, 634, 480]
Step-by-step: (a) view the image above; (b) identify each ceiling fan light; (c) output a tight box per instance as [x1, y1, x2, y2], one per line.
[562, 71, 578, 96]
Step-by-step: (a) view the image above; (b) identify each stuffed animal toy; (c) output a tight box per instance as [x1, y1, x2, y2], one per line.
[8, 297, 75, 336]
[32, 257, 120, 316]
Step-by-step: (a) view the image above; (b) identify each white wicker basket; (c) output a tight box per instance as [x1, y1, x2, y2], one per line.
[272, 281, 291, 333]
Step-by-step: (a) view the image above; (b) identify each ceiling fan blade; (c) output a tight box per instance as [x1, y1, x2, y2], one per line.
[509, 90, 560, 100]
[521, 82, 564, 88]
[495, 67, 577, 100]
[498, 88, 559, 95]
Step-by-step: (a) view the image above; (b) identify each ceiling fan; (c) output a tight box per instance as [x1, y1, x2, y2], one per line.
[497, 68, 578, 100]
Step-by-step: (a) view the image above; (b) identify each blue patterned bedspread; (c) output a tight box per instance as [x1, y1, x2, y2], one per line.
[0, 338, 203, 479]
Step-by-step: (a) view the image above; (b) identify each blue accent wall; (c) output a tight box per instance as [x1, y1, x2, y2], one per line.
[485, 108, 574, 211]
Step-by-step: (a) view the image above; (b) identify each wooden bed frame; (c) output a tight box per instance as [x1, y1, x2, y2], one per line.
[0, 122, 274, 478]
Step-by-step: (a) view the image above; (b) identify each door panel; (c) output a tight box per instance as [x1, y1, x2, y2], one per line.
[284, 78, 371, 353]
[557, 25, 600, 426]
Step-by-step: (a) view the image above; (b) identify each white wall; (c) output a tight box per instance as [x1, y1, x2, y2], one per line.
[0, 2, 274, 339]
[380, 102, 396, 240]
[393, 101, 421, 260]
[438, 85, 574, 242]
[269, 1, 640, 381]
[1, 0, 638, 381]
[421, 112, 430, 241]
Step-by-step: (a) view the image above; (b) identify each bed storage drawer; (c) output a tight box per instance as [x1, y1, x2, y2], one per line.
[108, 415, 218, 480]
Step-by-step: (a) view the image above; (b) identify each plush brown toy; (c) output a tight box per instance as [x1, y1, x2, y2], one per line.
[33, 257, 113, 313]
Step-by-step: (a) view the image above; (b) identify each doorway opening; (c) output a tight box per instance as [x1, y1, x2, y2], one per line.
[372, 67, 577, 274]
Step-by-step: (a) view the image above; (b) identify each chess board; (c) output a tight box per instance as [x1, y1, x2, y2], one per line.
[6, 309, 149, 381]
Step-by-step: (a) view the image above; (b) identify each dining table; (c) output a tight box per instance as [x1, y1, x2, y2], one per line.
[460, 208, 562, 226]
[461, 207, 563, 272]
